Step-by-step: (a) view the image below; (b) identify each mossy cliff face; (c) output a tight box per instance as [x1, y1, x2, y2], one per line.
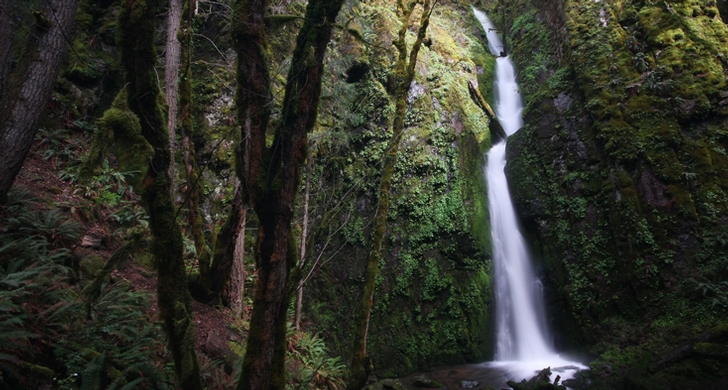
[483, 0, 728, 386]
[303, 0, 496, 376]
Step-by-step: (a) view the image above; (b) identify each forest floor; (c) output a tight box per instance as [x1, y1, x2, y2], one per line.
[4, 132, 349, 389]
[14, 142, 247, 377]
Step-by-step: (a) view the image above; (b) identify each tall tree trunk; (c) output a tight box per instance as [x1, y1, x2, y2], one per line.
[0, 0, 14, 102]
[233, 0, 345, 388]
[294, 149, 313, 331]
[209, 183, 245, 305]
[348, 1, 435, 388]
[118, 1, 203, 389]
[165, 0, 182, 186]
[0, 0, 80, 203]
[177, 0, 210, 289]
[228, 206, 247, 317]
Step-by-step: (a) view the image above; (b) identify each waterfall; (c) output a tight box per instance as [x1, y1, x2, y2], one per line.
[474, 8, 586, 381]
[475, 8, 552, 361]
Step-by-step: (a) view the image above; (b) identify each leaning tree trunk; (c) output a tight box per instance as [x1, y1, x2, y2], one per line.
[0, 0, 80, 203]
[118, 1, 203, 389]
[233, 0, 345, 388]
[348, 1, 435, 388]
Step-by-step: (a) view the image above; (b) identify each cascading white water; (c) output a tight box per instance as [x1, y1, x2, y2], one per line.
[474, 8, 586, 382]
[475, 7, 552, 362]
[488, 140, 553, 360]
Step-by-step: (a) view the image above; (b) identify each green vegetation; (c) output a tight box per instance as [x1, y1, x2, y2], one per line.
[303, 1, 495, 377]
[0, 188, 170, 389]
[486, 0, 728, 387]
[7, 0, 728, 387]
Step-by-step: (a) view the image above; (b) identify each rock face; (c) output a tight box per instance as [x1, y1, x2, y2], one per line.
[303, 1, 497, 377]
[483, 0, 728, 386]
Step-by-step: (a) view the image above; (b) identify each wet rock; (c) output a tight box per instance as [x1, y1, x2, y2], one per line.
[81, 234, 102, 249]
[553, 93, 573, 113]
[562, 370, 592, 389]
[460, 379, 479, 388]
[407, 81, 427, 104]
[506, 367, 565, 390]
[412, 374, 444, 388]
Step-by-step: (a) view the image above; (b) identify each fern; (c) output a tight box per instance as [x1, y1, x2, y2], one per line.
[55, 284, 172, 390]
[1, 187, 171, 390]
[286, 332, 346, 390]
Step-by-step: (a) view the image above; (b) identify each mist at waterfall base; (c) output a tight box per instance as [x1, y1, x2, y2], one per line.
[475, 8, 586, 384]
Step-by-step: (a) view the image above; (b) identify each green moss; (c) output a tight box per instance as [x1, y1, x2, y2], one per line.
[492, 0, 728, 386]
[80, 90, 153, 189]
[303, 1, 494, 376]
[80, 254, 106, 278]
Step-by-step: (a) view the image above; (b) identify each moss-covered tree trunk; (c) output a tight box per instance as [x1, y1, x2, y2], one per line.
[209, 184, 245, 304]
[0, 0, 80, 203]
[178, 0, 210, 290]
[232, 0, 344, 388]
[348, 1, 435, 388]
[118, 1, 202, 388]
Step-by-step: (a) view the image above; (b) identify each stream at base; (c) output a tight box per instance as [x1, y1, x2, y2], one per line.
[395, 8, 590, 389]
[398, 360, 585, 389]
[380, 8, 589, 390]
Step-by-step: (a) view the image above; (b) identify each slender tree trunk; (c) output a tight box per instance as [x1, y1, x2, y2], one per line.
[177, 0, 210, 288]
[233, 0, 345, 388]
[209, 184, 245, 304]
[294, 150, 313, 331]
[0, 0, 80, 203]
[118, 1, 202, 389]
[348, 1, 435, 388]
[229, 206, 247, 317]
[165, 0, 182, 186]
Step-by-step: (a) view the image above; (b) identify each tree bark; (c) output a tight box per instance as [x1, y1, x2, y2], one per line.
[165, 0, 182, 186]
[229, 206, 247, 318]
[348, 1, 435, 388]
[0, 0, 14, 102]
[294, 150, 313, 331]
[0, 0, 80, 203]
[209, 184, 245, 305]
[233, 0, 345, 388]
[177, 0, 210, 289]
[118, 1, 202, 389]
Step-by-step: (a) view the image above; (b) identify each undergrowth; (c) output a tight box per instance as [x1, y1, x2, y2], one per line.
[0, 158, 348, 390]
[0, 188, 171, 390]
